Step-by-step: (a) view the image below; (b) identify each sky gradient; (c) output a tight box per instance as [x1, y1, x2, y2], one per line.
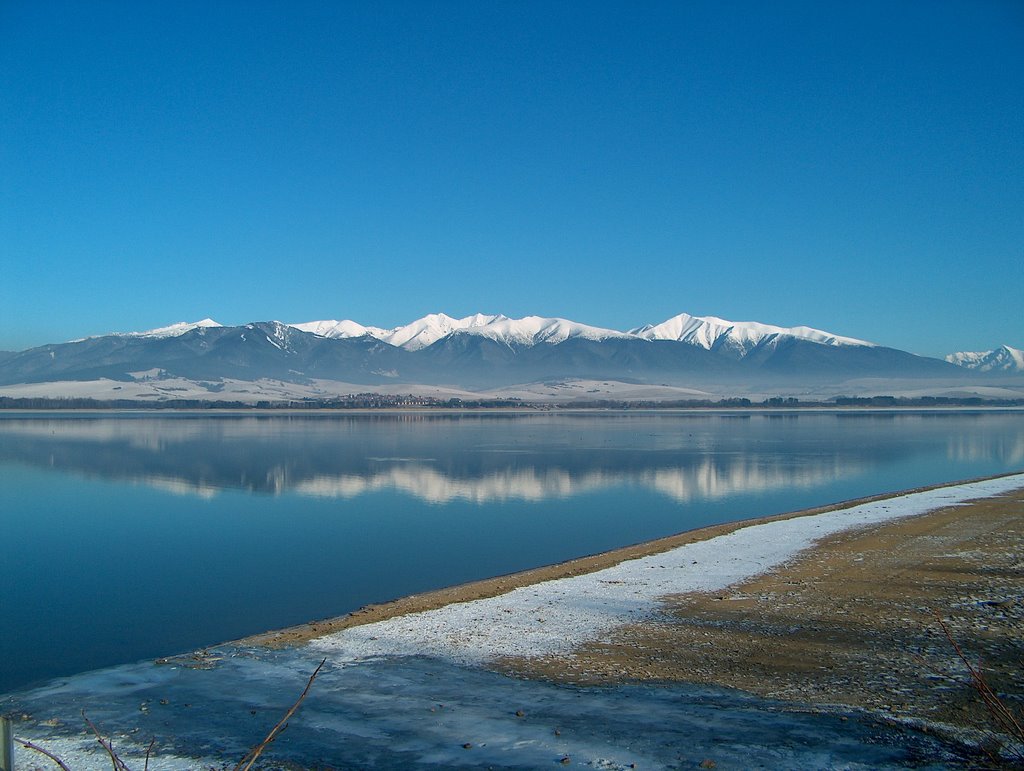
[2, 1, 1022, 357]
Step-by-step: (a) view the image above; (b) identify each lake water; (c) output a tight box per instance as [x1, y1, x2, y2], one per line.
[2, 410, 1023, 694]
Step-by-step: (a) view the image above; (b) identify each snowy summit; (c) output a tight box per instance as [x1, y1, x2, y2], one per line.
[629, 313, 874, 358]
[290, 313, 631, 351]
[287, 312, 870, 354]
[72, 318, 223, 342]
[946, 345, 1024, 373]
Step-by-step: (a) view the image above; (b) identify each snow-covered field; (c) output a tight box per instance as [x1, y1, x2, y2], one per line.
[0, 376, 483, 403]
[310, 474, 1024, 665]
[4, 375, 1023, 403]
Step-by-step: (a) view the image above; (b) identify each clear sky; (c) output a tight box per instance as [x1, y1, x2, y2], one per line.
[1, 1, 1021, 358]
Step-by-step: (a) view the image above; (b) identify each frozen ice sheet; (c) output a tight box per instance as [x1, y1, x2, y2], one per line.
[5, 650, 956, 770]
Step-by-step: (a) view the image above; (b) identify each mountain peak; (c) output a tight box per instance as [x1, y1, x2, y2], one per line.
[4, 310, 987, 397]
[629, 313, 874, 357]
[383, 313, 505, 350]
[290, 313, 632, 350]
[945, 345, 1024, 372]
[87, 311, 886, 358]
[87, 318, 222, 341]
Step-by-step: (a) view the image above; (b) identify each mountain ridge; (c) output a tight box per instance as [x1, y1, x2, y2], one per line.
[86, 311, 886, 359]
[2, 312, 1016, 401]
[946, 345, 1024, 373]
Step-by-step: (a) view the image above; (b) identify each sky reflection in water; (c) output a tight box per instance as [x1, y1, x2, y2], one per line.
[1, 410, 1022, 692]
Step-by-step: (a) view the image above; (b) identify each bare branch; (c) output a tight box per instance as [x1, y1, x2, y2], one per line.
[15, 737, 74, 771]
[234, 658, 326, 771]
[144, 737, 155, 771]
[83, 712, 133, 771]
[935, 612, 1024, 763]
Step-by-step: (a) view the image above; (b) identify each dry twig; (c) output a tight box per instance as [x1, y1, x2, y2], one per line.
[234, 658, 327, 771]
[15, 737, 74, 771]
[935, 612, 1024, 764]
[83, 712, 132, 771]
[144, 737, 155, 771]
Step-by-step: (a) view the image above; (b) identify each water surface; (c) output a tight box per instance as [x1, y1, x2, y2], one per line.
[2, 410, 1022, 692]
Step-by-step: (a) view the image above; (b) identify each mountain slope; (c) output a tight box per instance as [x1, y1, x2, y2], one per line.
[743, 336, 957, 377]
[630, 313, 873, 359]
[0, 312, 989, 394]
[412, 334, 741, 387]
[0, 323, 411, 386]
[946, 345, 1024, 373]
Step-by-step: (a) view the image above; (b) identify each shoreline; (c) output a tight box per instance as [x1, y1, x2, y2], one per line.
[514, 486, 1023, 753]
[4, 405, 1024, 415]
[279, 470, 1023, 757]
[243, 470, 1024, 648]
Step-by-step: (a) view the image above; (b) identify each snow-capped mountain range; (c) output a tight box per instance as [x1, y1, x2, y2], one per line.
[122, 312, 878, 355]
[290, 313, 634, 350]
[112, 312, 1018, 371]
[1, 312, 1018, 401]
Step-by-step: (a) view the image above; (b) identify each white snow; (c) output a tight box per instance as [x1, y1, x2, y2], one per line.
[630, 312, 874, 356]
[946, 345, 1024, 373]
[13, 734, 210, 771]
[288, 319, 389, 340]
[288, 313, 631, 350]
[4, 375, 1023, 405]
[78, 312, 880, 354]
[289, 313, 504, 349]
[68, 319, 221, 343]
[0, 376, 433, 403]
[380, 312, 501, 350]
[460, 315, 632, 348]
[289, 311, 873, 354]
[310, 474, 1024, 665]
[117, 318, 222, 339]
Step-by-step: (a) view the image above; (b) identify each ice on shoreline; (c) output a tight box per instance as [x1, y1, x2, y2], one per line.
[311, 474, 1024, 665]
[8, 653, 950, 771]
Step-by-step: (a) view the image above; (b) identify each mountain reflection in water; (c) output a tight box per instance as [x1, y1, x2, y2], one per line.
[1, 410, 1023, 694]
[4, 411, 1020, 503]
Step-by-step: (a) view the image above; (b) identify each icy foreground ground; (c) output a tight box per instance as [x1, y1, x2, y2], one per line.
[7, 653, 954, 769]
[311, 474, 1024, 665]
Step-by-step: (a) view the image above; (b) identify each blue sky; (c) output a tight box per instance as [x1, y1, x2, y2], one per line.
[1, 1, 1021, 357]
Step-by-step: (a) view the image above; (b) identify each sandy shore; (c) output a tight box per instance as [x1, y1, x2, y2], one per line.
[245, 472, 1024, 753]
[518, 487, 1024, 747]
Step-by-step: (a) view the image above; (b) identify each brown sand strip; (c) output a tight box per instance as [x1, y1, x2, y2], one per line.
[515, 488, 1024, 750]
[241, 472, 1021, 650]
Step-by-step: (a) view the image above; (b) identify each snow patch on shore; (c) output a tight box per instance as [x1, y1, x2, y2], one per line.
[311, 474, 1024, 665]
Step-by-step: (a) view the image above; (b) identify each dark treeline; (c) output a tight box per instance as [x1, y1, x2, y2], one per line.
[0, 394, 523, 410]
[1, 394, 1022, 410]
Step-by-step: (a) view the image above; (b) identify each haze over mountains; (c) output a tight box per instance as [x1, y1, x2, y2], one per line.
[0, 312, 1020, 403]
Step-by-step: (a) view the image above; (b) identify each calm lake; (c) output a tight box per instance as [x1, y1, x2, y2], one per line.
[2, 409, 1022, 694]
